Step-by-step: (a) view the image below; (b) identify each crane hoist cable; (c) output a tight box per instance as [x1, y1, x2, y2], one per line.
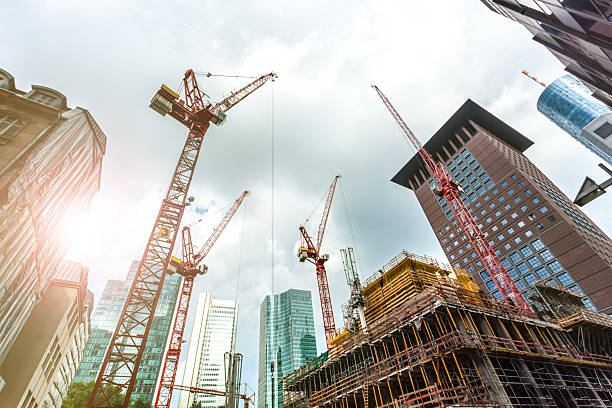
[196, 71, 258, 79]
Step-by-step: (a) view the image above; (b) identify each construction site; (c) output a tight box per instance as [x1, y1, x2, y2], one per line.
[282, 250, 612, 408]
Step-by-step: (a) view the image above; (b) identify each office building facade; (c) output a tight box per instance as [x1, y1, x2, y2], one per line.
[258, 289, 317, 408]
[0, 67, 106, 369]
[0, 261, 94, 408]
[72, 261, 181, 403]
[392, 99, 612, 314]
[480, 0, 612, 108]
[536, 74, 612, 166]
[178, 293, 238, 408]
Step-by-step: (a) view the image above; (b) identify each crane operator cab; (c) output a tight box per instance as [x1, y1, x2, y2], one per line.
[298, 247, 309, 262]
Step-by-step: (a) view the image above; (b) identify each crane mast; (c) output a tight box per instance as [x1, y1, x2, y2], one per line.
[372, 85, 530, 313]
[154, 191, 249, 408]
[298, 175, 341, 346]
[88, 70, 275, 408]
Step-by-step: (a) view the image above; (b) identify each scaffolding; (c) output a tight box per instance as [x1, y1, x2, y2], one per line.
[283, 251, 612, 408]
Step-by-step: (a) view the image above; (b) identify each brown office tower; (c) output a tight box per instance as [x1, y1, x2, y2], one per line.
[283, 250, 612, 408]
[391, 99, 612, 315]
[0, 68, 106, 374]
[479, 0, 612, 108]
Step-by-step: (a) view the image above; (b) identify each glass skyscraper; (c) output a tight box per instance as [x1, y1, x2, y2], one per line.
[72, 261, 181, 403]
[258, 289, 317, 408]
[536, 74, 612, 166]
[178, 293, 238, 408]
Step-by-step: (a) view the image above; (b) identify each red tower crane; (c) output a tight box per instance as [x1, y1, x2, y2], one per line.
[88, 70, 276, 408]
[154, 190, 249, 408]
[372, 85, 530, 313]
[298, 175, 341, 347]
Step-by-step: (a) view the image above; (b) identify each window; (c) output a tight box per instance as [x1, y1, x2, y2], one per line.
[557, 272, 574, 285]
[524, 273, 536, 286]
[442, 238, 447, 244]
[511, 212, 518, 218]
[480, 270, 490, 280]
[476, 261, 482, 267]
[534, 267, 549, 279]
[548, 260, 564, 273]
[497, 234, 504, 240]
[516, 262, 529, 274]
[504, 243, 511, 250]
[525, 189, 532, 195]
[471, 251, 477, 258]
[489, 240, 495, 246]
[536, 223, 543, 229]
[485, 179, 494, 188]
[514, 237, 522, 243]
[547, 215, 556, 222]
[507, 268, 518, 279]
[492, 188, 498, 194]
[450, 232, 455, 238]
[467, 266, 473, 273]
[593, 122, 612, 139]
[492, 225, 498, 232]
[528, 213, 536, 221]
[29, 91, 57, 106]
[445, 245, 451, 251]
[532, 197, 540, 204]
[527, 257, 541, 268]
[463, 257, 468, 263]
[480, 209, 486, 215]
[501, 258, 510, 268]
[511, 174, 517, 180]
[453, 240, 458, 246]
[458, 248, 464, 255]
[517, 181, 523, 187]
[489, 203, 495, 209]
[515, 279, 526, 290]
[498, 196, 504, 202]
[507, 227, 515, 234]
[507, 188, 514, 195]
[0, 115, 24, 142]
[501, 181, 508, 187]
[486, 281, 497, 291]
[495, 210, 501, 216]
[539, 249, 554, 261]
[514, 197, 521, 203]
[486, 217, 492, 223]
[521, 205, 528, 212]
[532, 239, 545, 251]
[504, 204, 510, 210]
[501, 219, 508, 225]
[540, 206, 548, 213]
[509, 252, 521, 263]
[525, 230, 533, 237]
[519, 246, 533, 257]
[518, 221, 525, 228]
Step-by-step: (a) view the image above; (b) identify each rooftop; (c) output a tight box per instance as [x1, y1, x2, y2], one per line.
[391, 99, 533, 190]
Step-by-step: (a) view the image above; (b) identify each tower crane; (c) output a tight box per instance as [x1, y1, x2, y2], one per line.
[154, 191, 249, 408]
[171, 383, 255, 408]
[88, 70, 276, 408]
[340, 247, 366, 333]
[371, 85, 530, 313]
[298, 175, 341, 347]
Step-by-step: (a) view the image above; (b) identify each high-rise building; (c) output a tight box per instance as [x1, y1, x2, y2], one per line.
[72, 261, 181, 403]
[480, 1, 612, 108]
[0, 261, 94, 408]
[258, 289, 317, 408]
[392, 99, 612, 314]
[0, 68, 106, 369]
[178, 293, 239, 408]
[536, 74, 612, 165]
[283, 250, 612, 408]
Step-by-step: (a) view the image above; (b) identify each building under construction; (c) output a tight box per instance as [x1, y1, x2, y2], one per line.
[283, 250, 612, 408]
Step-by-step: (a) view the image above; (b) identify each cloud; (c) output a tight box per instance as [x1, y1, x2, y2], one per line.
[4, 0, 611, 405]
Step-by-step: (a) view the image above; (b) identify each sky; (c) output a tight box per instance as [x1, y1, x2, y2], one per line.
[2, 0, 612, 405]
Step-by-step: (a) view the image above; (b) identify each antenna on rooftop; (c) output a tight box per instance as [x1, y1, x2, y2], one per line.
[522, 70, 547, 87]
